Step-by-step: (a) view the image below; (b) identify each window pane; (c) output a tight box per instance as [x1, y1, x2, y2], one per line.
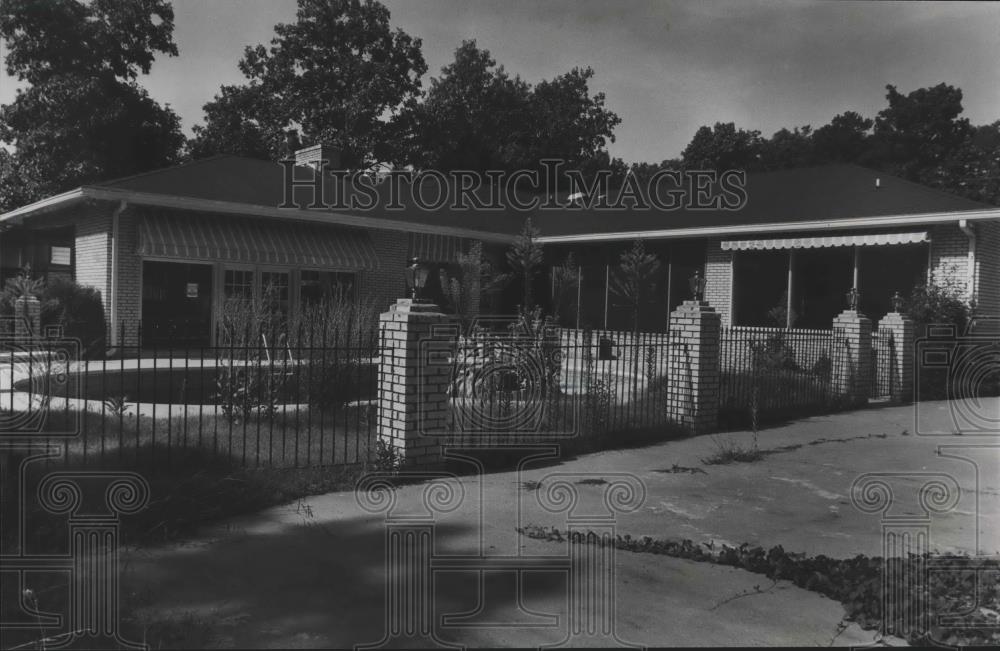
[50, 246, 72, 266]
[224, 269, 254, 299]
[260, 271, 290, 320]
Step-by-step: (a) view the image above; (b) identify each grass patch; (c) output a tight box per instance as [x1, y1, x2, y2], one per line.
[25, 404, 376, 471]
[519, 525, 1000, 647]
[700, 434, 764, 465]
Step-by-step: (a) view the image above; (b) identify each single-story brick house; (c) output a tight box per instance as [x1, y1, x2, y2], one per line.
[2, 145, 998, 345]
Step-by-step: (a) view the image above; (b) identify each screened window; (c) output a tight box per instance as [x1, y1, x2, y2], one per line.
[299, 270, 356, 308]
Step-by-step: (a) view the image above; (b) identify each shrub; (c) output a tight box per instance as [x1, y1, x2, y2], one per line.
[0, 265, 45, 337]
[751, 333, 799, 371]
[812, 355, 832, 379]
[905, 278, 973, 337]
[39, 277, 106, 357]
[903, 276, 982, 402]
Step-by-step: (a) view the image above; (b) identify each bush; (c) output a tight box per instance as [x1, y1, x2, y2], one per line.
[751, 333, 799, 371]
[39, 278, 106, 356]
[903, 276, 983, 402]
[905, 279, 973, 338]
[812, 355, 832, 379]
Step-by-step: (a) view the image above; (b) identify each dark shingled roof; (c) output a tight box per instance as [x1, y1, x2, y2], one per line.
[87, 156, 992, 238]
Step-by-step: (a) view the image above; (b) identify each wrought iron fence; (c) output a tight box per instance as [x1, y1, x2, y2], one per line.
[718, 326, 847, 427]
[443, 326, 681, 447]
[4, 323, 379, 472]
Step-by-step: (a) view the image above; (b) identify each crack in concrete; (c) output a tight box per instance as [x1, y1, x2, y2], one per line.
[709, 578, 778, 611]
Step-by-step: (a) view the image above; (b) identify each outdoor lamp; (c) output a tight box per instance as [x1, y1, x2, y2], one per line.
[891, 291, 904, 313]
[846, 287, 860, 311]
[689, 270, 707, 301]
[404, 257, 430, 299]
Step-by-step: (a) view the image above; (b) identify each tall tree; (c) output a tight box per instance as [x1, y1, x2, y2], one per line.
[394, 40, 531, 172]
[759, 126, 815, 170]
[924, 121, 1000, 205]
[680, 122, 765, 171]
[395, 40, 621, 179]
[609, 240, 661, 394]
[0, 0, 182, 211]
[811, 111, 873, 164]
[872, 83, 972, 181]
[0, 0, 177, 84]
[189, 0, 426, 169]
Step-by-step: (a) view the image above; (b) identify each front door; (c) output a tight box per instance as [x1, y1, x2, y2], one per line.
[141, 261, 214, 347]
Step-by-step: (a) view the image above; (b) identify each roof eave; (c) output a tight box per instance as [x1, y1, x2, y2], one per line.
[0, 187, 88, 224]
[534, 208, 1000, 244]
[1, 186, 517, 243]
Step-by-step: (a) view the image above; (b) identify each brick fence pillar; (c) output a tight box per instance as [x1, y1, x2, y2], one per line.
[377, 298, 450, 467]
[832, 309, 872, 405]
[667, 300, 721, 434]
[14, 295, 40, 339]
[876, 311, 915, 404]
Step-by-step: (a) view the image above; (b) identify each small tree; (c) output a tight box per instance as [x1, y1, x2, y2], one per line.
[550, 253, 579, 327]
[609, 240, 661, 334]
[505, 218, 544, 310]
[439, 250, 486, 327]
[609, 240, 661, 393]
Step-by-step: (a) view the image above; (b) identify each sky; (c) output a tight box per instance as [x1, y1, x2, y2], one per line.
[1, 0, 999, 163]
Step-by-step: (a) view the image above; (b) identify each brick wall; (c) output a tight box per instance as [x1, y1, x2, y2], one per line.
[928, 223, 970, 295]
[974, 220, 1000, 316]
[704, 238, 733, 326]
[116, 209, 142, 344]
[363, 229, 410, 317]
[73, 204, 114, 321]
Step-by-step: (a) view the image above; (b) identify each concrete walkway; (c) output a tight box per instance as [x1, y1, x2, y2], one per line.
[115, 399, 1000, 647]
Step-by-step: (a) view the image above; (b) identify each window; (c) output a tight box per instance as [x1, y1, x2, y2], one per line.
[260, 271, 290, 316]
[299, 270, 356, 308]
[50, 246, 71, 266]
[224, 269, 254, 300]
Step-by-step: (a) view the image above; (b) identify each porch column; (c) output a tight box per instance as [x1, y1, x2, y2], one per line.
[852, 246, 861, 291]
[786, 250, 796, 329]
[603, 264, 610, 329]
[876, 310, 915, 404]
[575, 266, 582, 329]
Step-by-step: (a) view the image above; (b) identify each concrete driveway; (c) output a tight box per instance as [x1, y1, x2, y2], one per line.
[120, 398, 999, 647]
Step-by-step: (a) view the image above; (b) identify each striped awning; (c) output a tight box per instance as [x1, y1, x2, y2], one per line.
[138, 213, 378, 270]
[408, 232, 469, 263]
[721, 231, 929, 251]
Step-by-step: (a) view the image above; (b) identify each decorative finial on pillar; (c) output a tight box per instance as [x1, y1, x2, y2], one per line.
[891, 291, 904, 313]
[846, 287, 860, 312]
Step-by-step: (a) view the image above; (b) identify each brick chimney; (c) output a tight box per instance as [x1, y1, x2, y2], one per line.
[295, 142, 342, 171]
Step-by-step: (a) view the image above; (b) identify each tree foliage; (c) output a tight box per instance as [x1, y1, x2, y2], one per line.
[609, 240, 661, 333]
[673, 83, 998, 205]
[0, 0, 176, 84]
[1, 74, 184, 208]
[680, 122, 765, 171]
[394, 40, 621, 179]
[0, 0, 183, 211]
[189, 0, 426, 169]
